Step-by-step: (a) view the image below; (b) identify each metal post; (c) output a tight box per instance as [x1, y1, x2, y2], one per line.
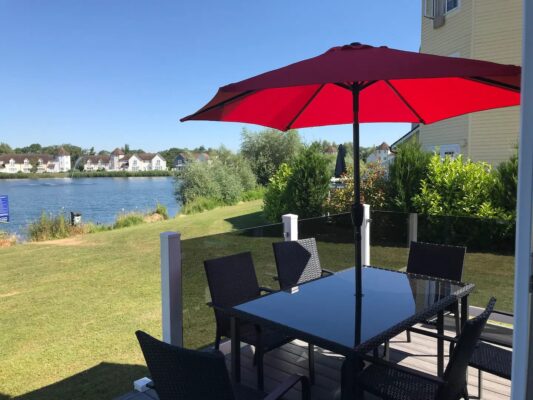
[160, 232, 183, 346]
[352, 85, 363, 298]
[512, 1, 533, 398]
[408, 212, 418, 246]
[282, 213, 298, 241]
[361, 204, 371, 266]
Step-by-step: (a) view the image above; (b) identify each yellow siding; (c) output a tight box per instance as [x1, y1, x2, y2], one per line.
[417, 0, 522, 166]
[419, 115, 469, 154]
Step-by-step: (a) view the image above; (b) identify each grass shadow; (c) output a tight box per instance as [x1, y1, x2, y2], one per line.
[14, 362, 148, 400]
[224, 211, 269, 230]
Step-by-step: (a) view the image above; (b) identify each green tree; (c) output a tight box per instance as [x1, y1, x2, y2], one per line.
[124, 144, 130, 154]
[413, 154, 500, 217]
[387, 141, 431, 212]
[0, 142, 12, 154]
[263, 163, 292, 222]
[284, 145, 330, 219]
[241, 128, 302, 185]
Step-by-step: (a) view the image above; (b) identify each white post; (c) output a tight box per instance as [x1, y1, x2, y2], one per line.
[408, 213, 418, 245]
[361, 204, 371, 266]
[160, 232, 183, 347]
[512, 1, 533, 398]
[282, 214, 298, 241]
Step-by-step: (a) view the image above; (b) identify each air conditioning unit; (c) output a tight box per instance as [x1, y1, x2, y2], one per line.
[424, 0, 446, 28]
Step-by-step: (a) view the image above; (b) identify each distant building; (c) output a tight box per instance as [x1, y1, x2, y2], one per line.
[0, 147, 71, 174]
[173, 152, 210, 170]
[80, 148, 167, 172]
[366, 142, 395, 166]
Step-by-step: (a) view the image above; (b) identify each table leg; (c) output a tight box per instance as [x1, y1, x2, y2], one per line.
[341, 355, 364, 400]
[461, 294, 469, 328]
[231, 316, 241, 383]
[437, 310, 444, 377]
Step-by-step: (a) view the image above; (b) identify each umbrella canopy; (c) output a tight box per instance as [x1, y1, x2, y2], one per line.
[334, 144, 347, 178]
[181, 43, 521, 297]
[182, 43, 520, 129]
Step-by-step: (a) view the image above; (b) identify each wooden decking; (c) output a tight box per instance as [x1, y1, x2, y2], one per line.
[117, 323, 511, 400]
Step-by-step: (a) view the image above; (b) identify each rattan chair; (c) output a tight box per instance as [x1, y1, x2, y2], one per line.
[469, 309, 513, 398]
[353, 297, 496, 400]
[204, 252, 313, 390]
[136, 330, 311, 400]
[272, 238, 333, 290]
[406, 241, 466, 341]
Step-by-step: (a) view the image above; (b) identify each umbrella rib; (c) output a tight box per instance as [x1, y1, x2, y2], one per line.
[283, 84, 325, 131]
[467, 76, 521, 92]
[384, 80, 427, 124]
[180, 90, 255, 121]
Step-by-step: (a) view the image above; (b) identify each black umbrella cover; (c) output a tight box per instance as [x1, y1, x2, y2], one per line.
[334, 144, 347, 178]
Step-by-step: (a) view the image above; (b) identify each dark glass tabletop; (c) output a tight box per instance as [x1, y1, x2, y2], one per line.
[232, 266, 474, 355]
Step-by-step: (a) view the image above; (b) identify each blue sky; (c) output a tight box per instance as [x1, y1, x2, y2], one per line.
[0, 1, 421, 152]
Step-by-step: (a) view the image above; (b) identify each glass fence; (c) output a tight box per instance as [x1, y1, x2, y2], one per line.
[182, 211, 514, 349]
[181, 222, 283, 348]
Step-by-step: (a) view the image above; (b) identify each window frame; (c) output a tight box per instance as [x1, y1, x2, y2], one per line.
[445, 0, 459, 14]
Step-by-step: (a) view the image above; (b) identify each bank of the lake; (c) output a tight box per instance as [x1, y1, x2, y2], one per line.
[0, 177, 179, 235]
[0, 170, 172, 180]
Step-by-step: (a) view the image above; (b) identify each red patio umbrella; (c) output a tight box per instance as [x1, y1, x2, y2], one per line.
[181, 43, 521, 297]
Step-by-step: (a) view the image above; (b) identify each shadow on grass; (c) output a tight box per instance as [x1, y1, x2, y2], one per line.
[13, 362, 147, 400]
[224, 211, 269, 230]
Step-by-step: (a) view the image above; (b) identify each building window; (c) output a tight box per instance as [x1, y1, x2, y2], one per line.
[445, 0, 459, 13]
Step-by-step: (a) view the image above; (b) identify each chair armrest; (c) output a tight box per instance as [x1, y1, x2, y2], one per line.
[408, 327, 459, 343]
[321, 269, 334, 276]
[358, 353, 446, 386]
[264, 374, 311, 400]
[259, 286, 276, 294]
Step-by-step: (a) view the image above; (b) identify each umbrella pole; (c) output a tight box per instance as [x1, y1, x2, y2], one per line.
[352, 85, 363, 300]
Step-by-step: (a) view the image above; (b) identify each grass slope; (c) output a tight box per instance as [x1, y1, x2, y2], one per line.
[0, 199, 514, 399]
[0, 201, 267, 400]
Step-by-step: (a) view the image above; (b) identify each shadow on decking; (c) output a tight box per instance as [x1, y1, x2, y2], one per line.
[12, 362, 147, 400]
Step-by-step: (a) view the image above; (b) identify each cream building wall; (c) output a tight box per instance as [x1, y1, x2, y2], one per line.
[419, 0, 522, 165]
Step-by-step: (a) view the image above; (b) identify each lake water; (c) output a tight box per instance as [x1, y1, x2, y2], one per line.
[0, 177, 180, 236]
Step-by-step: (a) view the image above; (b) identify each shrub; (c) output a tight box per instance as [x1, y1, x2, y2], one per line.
[180, 196, 223, 214]
[113, 212, 145, 229]
[0, 231, 16, 247]
[387, 141, 431, 212]
[176, 152, 257, 209]
[284, 146, 330, 219]
[412, 154, 501, 217]
[263, 163, 292, 222]
[28, 212, 70, 241]
[241, 128, 302, 185]
[154, 203, 169, 220]
[176, 162, 221, 204]
[212, 164, 243, 205]
[241, 186, 265, 202]
[324, 162, 389, 214]
[360, 162, 388, 209]
[492, 153, 518, 217]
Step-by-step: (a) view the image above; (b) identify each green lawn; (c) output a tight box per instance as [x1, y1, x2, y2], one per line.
[0, 200, 515, 399]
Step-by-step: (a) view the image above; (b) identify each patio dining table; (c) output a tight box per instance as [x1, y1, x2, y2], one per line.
[219, 266, 474, 397]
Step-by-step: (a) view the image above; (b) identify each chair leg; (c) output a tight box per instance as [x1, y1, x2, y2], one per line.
[406, 330, 411, 342]
[308, 343, 315, 385]
[463, 385, 469, 399]
[454, 302, 461, 335]
[384, 340, 390, 360]
[214, 331, 221, 350]
[478, 370, 483, 399]
[256, 349, 264, 391]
